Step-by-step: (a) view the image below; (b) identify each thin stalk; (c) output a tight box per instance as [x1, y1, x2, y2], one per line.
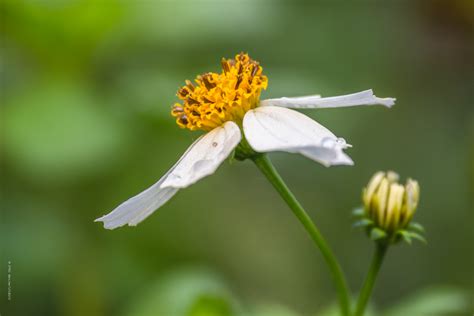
[354, 243, 388, 316]
[252, 154, 351, 316]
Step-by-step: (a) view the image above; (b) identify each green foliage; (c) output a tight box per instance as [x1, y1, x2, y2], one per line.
[317, 301, 376, 316]
[123, 269, 240, 316]
[187, 295, 235, 316]
[1, 0, 124, 69]
[383, 287, 471, 316]
[250, 304, 301, 316]
[2, 81, 128, 183]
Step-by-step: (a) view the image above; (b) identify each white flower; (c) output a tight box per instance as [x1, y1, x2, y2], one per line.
[96, 89, 395, 229]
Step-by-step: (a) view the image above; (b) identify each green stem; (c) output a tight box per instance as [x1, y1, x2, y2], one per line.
[354, 243, 388, 316]
[252, 154, 351, 316]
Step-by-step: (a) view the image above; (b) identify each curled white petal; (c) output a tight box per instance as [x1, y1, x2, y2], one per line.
[95, 121, 241, 229]
[298, 146, 354, 166]
[260, 89, 395, 109]
[243, 106, 353, 167]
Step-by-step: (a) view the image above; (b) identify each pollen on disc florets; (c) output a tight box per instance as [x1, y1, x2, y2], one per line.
[171, 53, 268, 131]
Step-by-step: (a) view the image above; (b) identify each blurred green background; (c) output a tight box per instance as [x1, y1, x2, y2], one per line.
[1, 0, 473, 315]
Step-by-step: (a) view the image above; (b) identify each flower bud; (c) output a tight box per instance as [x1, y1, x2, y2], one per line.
[355, 171, 424, 244]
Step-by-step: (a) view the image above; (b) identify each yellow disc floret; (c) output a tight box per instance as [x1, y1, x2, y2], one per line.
[171, 53, 268, 131]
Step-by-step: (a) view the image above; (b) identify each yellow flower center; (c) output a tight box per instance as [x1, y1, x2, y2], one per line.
[171, 53, 268, 131]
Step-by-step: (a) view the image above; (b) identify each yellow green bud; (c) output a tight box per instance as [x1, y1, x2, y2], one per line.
[356, 171, 424, 244]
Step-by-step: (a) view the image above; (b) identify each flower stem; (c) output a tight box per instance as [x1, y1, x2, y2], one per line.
[354, 243, 388, 316]
[252, 154, 351, 316]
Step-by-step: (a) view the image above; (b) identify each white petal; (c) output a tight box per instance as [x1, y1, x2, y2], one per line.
[94, 154, 187, 230]
[95, 121, 241, 229]
[260, 89, 395, 109]
[160, 121, 241, 188]
[95, 183, 179, 230]
[243, 106, 353, 167]
[298, 147, 354, 166]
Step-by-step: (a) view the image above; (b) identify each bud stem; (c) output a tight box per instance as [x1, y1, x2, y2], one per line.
[252, 154, 351, 316]
[354, 243, 388, 316]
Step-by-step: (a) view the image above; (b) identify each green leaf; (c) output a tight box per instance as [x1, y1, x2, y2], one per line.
[123, 268, 240, 316]
[252, 304, 301, 316]
[370, 228, 387, 241]
[187, 294, 234, 316]
[317, 301, 377, 316]
[352, 207, 365, 217]
[353, 218, 373, 228]
[383, 286, 470, 316]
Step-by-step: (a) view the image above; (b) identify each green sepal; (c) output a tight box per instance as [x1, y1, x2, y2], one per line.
[408, 222, 425, 233]
[352, 207, 365, 217]
[353, 218, 373, 228]
[370, 227, 387, 241]
[397, 230, 412, 244]
[228, 149, 237, 164]
[409, 231, 427, 244]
